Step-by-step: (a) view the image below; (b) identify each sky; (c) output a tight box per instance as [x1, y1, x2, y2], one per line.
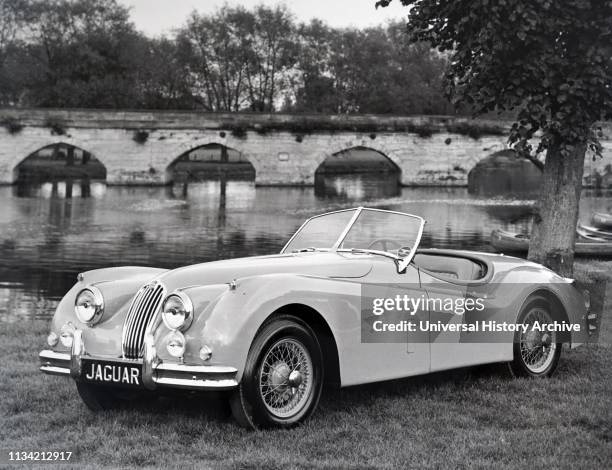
[119, 0, 410, 36]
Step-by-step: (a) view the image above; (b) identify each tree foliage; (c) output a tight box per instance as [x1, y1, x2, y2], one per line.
[376, 0, 612, 275]
[0, 0, 455, 114]
[23, 0, 139, 107]
[293, 20, 452, 114]
[177, 7, 253, 111]
[376, 0, 612, 157]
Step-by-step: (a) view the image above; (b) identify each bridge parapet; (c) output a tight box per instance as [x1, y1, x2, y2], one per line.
[0, 108, 610, 186]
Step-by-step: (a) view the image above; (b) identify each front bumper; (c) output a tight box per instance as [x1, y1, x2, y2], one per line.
[39, 330, 238, 391]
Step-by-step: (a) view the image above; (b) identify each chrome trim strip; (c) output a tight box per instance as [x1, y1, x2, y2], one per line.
[41, 333, 238, 391]
[399, 216, 426, 272]
[155, 363, 238, 374]
[122, 282, 165, 358]
[142, 333, 158, 390]
[135, 286, 163, 356]
[39, 350, 70, 362]
[121, 285, 145, 358]
[154, 377, 238, 390]
[70, 329, 85, 379]
[40, 350, 70, 376]
[333, 206, 364, 249]
[40, 365, 71, 376]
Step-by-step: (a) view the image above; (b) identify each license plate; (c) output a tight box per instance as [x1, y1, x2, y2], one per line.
[82, 359, 142, 387]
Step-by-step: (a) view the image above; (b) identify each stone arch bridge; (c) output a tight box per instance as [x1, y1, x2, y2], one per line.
[0, 109, 609, 186]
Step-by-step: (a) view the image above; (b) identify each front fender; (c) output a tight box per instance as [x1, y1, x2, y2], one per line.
[50, 266, 167, 356]
[180, 273, 360, 383]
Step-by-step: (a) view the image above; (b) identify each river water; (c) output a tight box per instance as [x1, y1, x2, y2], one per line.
[1, 174, 611, 321]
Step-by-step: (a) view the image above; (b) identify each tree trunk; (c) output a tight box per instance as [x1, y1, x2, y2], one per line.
[527, 141, 586, 277]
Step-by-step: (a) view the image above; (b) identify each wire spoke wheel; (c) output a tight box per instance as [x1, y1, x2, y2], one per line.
[230, 315, 323, 429]
[519, 307, 557, 374]
[259, 338, 313, 419]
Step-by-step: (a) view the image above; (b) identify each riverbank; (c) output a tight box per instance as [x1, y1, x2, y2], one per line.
[1, 260, 610, 468]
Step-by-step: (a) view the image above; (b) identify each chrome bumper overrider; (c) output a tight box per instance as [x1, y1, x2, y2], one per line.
[39, 330, 238, 391]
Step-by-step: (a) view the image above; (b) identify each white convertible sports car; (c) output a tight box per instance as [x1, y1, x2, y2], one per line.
[40, 207, 595, 428]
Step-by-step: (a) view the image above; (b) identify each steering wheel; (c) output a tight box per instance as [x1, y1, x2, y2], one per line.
[366, 238, 402, 252]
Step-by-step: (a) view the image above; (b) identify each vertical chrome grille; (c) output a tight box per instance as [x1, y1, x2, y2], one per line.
[122, 282, 165, 359]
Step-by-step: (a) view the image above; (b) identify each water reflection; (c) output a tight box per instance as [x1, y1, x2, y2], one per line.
[14, 179, 106, 199]
[1, 177, 611, 321]
[314, 173, 400, 200]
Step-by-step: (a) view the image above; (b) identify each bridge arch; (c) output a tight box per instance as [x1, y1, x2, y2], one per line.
[314, 144, 402, 198]
[467, 149, 542, 196]
[13, 141, 106, 182]
[166, 140, 256, 183]
[316, 144, 401, 178]
[322, 140, 403, 173]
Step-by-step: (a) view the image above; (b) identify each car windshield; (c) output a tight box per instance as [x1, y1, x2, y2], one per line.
[282, 208, 424, 259]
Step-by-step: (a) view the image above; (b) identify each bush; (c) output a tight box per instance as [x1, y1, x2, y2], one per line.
[230, 126, 247, 139]
[1, 117, 24, 134]
[133, 130, 149, 144]
[44, 117, 66, 136]
[446, 122, 506, 140]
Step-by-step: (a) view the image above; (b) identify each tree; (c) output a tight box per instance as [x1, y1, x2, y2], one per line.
[0, 0, 33, 104]
[377, 0, 612, 276]
[134, 37, 193, 109]
[292, 21, 452, 114]
[293, 19, 337, 112]
[22, 0, 141, 107]
[244, 5, 298, 111]
[177, 7, 253, 111]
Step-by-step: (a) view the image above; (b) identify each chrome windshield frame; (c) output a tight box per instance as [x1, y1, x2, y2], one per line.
[281, 207, 425, 271]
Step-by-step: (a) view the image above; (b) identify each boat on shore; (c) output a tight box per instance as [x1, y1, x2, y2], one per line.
[592, 213, 612, 230]
[490, 229, 612, 256]
[577, 223, 612, 241]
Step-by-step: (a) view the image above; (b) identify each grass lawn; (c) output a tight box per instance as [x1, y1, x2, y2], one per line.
[1, 261, 611, 469]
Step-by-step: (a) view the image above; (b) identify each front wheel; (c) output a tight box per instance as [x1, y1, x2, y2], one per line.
[230, 315, 324, 429]
[508, 297, 562, 377]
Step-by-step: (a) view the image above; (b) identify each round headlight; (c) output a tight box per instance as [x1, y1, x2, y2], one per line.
[161, 292, 193, 331]
[74, 287, 104, 325]
[167, 331, 186, 358]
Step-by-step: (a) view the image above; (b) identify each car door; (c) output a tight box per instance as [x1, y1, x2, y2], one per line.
[359, 259, 430, 379]
[418, 269, 504, 372]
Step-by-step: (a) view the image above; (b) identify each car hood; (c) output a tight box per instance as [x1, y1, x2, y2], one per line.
[155, 251, 372, 291]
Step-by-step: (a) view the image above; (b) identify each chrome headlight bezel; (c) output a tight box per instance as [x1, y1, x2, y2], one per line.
[161, 291, 194, 332]
[74, 286, 104, 325]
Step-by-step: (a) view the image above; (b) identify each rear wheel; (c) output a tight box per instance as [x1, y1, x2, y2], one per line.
[230, 315, 323, 429]
[508, 297, 561, 377]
